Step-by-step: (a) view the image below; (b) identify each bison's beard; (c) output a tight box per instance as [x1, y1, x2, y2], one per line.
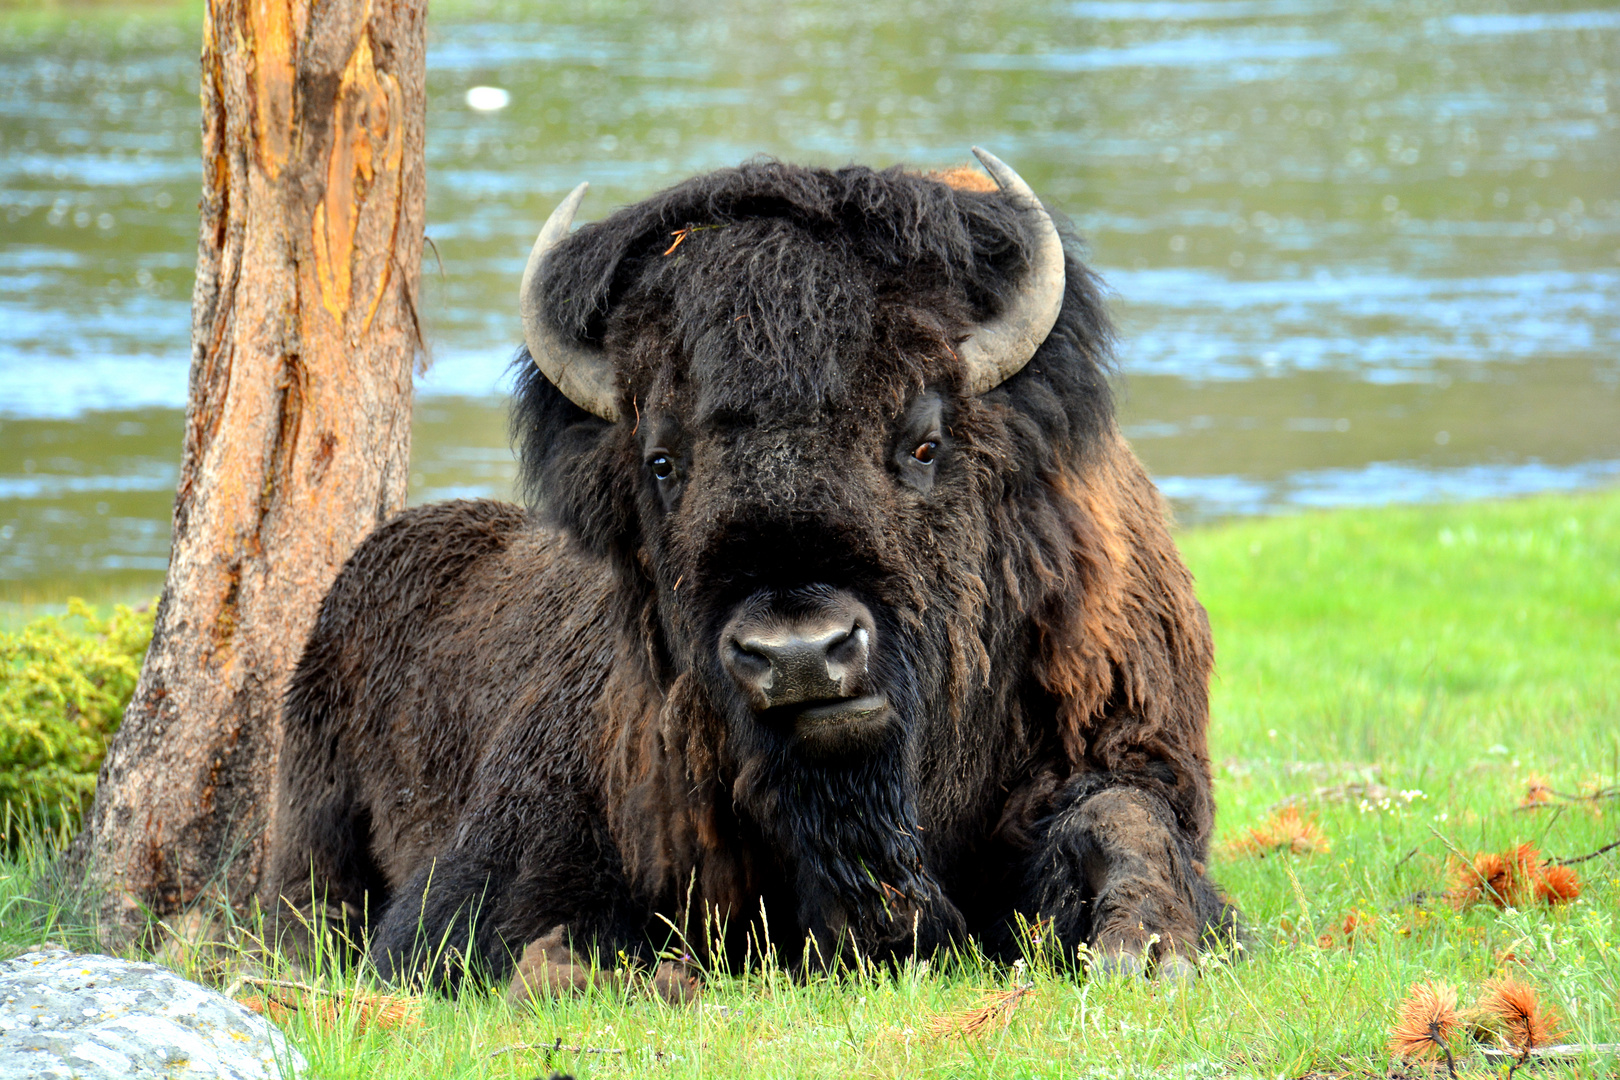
[728, 705, 967, 964]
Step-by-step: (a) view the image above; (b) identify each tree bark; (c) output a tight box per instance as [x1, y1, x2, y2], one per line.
[76, 0, 426, 938]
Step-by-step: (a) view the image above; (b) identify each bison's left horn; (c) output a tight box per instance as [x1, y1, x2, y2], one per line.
[958, 148, 1067, 396]
[520, 182, 621, 422]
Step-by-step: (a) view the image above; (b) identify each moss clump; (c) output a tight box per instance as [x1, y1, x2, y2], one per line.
[1, 599, 154, 845]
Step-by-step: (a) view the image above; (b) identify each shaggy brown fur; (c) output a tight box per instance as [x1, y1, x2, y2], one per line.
[263, 160, 1238, 991]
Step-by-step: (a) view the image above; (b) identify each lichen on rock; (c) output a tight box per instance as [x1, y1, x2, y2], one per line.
[0, 950, 304, 1079]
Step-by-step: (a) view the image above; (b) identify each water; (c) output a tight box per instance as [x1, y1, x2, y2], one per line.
[2, 0, 1617, 600]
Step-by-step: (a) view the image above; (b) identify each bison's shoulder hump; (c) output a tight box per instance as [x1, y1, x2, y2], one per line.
[312, 499, 534, 632]
[352, 498, 529, 574]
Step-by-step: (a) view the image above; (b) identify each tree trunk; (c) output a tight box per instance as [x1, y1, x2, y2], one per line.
[76, 0, 426, 939]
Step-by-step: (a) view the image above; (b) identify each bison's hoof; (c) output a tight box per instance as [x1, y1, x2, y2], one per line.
[1088, 947, 1199, 983]
[1087, 950, 1146, 981]
[1156, 954, 1198, 982]
[506, 926, 608, 1004]
[648, 961, 702, 1004]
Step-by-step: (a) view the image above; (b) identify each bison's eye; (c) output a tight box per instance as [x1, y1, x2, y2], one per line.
[644, 443, 684, 510]
[894, 391, 945, 493]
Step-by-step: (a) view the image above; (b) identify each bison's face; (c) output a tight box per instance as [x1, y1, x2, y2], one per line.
[631, 378, 962, 764]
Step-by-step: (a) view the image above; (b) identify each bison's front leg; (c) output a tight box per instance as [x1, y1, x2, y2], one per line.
[367, 825, 695, 1001]
[366, 807, 628, 991]
[1027, 780, 1235, 978]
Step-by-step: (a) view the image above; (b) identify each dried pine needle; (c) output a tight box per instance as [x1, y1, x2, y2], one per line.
[239, 982, 422, 1034]
[1445, 842, 1581, 910]
[1225, 804, 1330, 858]
[1389, 981, 1462, 1065]
[1534, 863, 1582, 902]
[1517, 775, 1554, 809]
[1477, 977, 1565, 1053]
[924, 983, 1035, 1039]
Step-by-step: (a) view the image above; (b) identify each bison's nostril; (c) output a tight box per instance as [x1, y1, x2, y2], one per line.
[824, 627, 868, 682]
[721, 609, 873, 712]
[726, 643, 774, 693]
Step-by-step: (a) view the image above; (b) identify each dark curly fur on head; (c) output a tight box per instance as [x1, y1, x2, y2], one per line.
[513, 160, 1115, 529]
[268, 158, 1236, 994]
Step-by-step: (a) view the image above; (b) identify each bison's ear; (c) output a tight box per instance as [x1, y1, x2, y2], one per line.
[510, 351, 636, 556]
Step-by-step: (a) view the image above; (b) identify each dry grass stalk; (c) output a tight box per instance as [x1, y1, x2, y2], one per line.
[924, 983, 1035, 1039]
[662, 228, 692, 256]
[1225, 805, 1330, 858]
[487, 1038, 628, 1060]
[1389, 981, 1462, 1076]
[1479, 1042, 1620, 1062]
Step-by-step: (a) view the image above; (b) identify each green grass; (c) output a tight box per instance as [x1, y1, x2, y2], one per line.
[3, 488, 1617, 1078]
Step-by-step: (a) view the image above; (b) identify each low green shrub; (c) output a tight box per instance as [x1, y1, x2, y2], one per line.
[1, 599, 154, 846]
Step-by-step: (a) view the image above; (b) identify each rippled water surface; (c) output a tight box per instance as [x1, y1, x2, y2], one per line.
[2, 0, 1617, 598]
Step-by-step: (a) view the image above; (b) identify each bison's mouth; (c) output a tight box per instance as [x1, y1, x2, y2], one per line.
[780, 694, 891, 757]
[717, 586, 894, 758]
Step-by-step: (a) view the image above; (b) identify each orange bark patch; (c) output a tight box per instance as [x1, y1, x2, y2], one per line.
[314, 24, 406, 326]
[247, 0, 296, 180]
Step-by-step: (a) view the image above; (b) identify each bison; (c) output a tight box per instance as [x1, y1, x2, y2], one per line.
[264, 149, 1238, 997]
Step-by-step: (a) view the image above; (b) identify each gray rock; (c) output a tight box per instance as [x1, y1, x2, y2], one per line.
[0, 950, 305, 1080]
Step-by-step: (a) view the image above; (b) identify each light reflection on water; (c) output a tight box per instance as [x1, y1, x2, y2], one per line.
[1, 0, 1618, 598]
[1157, 458, 1620, 519]
[959, 36, 1344, 72]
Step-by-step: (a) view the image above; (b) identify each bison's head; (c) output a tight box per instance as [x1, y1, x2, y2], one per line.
[512, 152, 1118, 958]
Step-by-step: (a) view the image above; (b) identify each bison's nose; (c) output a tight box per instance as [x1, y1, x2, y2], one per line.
[721, 608, 872, 712]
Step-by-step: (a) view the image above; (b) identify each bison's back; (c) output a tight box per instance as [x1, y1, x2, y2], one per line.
[271, 499, 615, 915]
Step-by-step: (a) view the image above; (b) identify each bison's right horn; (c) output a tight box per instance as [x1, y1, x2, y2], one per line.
[520, 182, 621, 422]
[958, 148, 1067, 396]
